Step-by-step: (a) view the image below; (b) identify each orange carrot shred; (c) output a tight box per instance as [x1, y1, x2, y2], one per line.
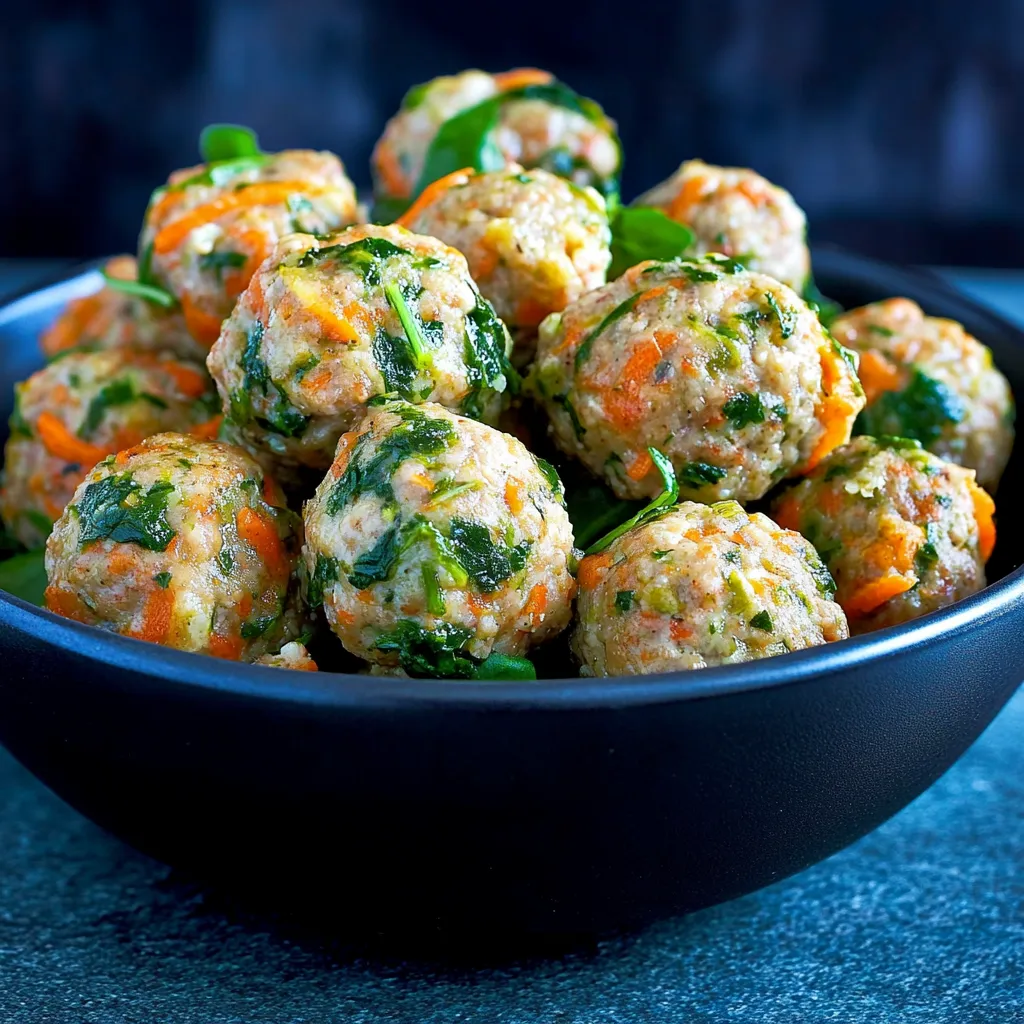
[493, 67, 554, 90]
[521, 583, 548, 626]
[396, 168, 475, 227]
[181, 295, 224, 347]
[126, 587, 174, 644]
[857, 350, 903, 404]
[968, 480, 996, 562]
[505, 478, 524, 515]
[236, 506, 286, 579]
[36, 411, 110, 467]
[578, 552, 612, 589]
[844, 572, 917, 618]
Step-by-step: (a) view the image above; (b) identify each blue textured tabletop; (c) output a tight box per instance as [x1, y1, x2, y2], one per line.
[0, 265, 1022, 1023]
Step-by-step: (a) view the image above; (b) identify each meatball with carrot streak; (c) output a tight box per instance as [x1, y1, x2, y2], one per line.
[0, 350, 219, 549]
[830, 298, 1014, 491]
[39, 256, 201, 362]
[44, 433, 307, 660]
[139, 149, 358, 347]
[207, 224, 516, 474]
[771, 435, 993, 635]
[572, 500, 847, 676]
[39, 256, 140, 357]
[401, 166, 611, 363]
[530, 255, 865, 503]
[302, 400, 575, 676]
[371, 68, 620, 211]
[635, 160, 810, 292]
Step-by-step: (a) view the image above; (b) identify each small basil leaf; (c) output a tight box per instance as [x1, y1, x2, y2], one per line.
[199, 123, 262, 163]
[413, 98, 505, 197]
[609, 207, 695, 279]
[470, 653, 537, 680]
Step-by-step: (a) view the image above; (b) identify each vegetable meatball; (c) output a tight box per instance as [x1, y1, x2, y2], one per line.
[40, 258, 203, 363]
[635, 160, 810, 292]
[772, 436, 994, 634]
[531, 256, 865, 502]
[208, 224, 516, 474]
[401, 166, 611, 362]
[302, 400, 575, 676]
[371, 68, 620, 211]
[139, 149, 359, 347]
[572, 500, 847, 675]
[39, 256, 140, 357]
[830, 298, 1015, 490]
[0, 350, 219, 549]
[44, 433, 307, 660]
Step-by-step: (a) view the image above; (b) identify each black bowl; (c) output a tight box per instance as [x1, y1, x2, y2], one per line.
[0, 250, 1021, 945]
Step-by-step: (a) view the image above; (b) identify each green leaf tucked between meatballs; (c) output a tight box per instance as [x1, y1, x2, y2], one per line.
[586, 448, 678, 554]
[608, 207, 695, 279]
[855, 368, 965, 447]
[0, 550, 47, 606]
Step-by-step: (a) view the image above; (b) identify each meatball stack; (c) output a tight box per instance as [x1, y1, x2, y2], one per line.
[0, 66, 1010, 680]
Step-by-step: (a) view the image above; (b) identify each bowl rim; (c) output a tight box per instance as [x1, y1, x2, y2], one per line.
[1, 253, 1021, 710]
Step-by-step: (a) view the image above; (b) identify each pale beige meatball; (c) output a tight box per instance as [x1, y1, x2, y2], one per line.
[44, 433, 306, 660]
[572, 501, 847, 676]
[772, 436, 994, 634]
[830, 298, 1015, 491]
[403, 166, 611, 361]
[39, 256, 202, 362]
[207, 225, 516, 475]
[39, 256, 140, 357]
[530, 256, 865, 503]
[635, 160, 810, 292]
[371, 68, 620, 210]
[139, 149, 359, 348]
[0, 350, 219, 549]
[302, 400, 575, 676]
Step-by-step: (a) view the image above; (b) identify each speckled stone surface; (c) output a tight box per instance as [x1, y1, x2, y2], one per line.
[0, 688, 1020, 1024]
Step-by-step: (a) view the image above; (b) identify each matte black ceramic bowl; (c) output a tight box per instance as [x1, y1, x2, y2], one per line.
[0, 250, 1021, 944]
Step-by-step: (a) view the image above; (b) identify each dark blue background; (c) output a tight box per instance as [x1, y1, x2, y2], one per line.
[4, 0, 1024, 265]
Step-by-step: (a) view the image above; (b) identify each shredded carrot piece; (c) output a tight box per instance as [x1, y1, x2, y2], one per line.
[163, 361, 210, 398]
[238, 593, 253, 620]
[968, 479, 996, 562]
[844, 572, 917, 618]
[45, 585, 89, 622]
[602, 335, 666, 429]
[493, 67, 554, 90]
[181, 295, 224, 347]
[247, 272, 268, 325]
[521, 583, 548, 626]
[36, 411, 109, 466]
[626, 449, 653, 481]
[505, 478, 524, 515]
[125, 587, 174, 644]
[396, 167, 475, 227]
[736, 178, 771, 208]
[669, 619, 694, 641]
[209, 631, 244, 660]
[331, 430, 361, 477]
[577, 552, 612, 589]
[373, 139, 410, 199]
[153, 181, 317, 254]
[667, 174, 710, 221]
[224, 228, 270, 299]
[409, 472, 435, 492]
[107, 550, 135, 576]
[804, 345, 862, 472]
[467, 592, 487, 616]
[334, 608, 356, 625]
[857, 350, 903, 404]
[472, 243, 499, 281]
[514, 296, 549, 328]
[189, 416, 222, 440]
[236, 506, 287, 579]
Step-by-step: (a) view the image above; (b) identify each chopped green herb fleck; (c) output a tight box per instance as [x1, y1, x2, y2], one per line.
[614, 590, 635, 613]
[75, 475, 176, 551]
[153, 571, 172, 588]
[749, 610, 774, 632]
[723, 391, 766, 429]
